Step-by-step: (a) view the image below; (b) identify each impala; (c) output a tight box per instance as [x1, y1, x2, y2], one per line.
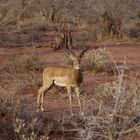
[37, 34, 87, 115]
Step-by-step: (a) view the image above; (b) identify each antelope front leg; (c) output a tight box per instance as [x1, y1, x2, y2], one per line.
[75, 87, 83, 115]
[40, 92, 45, 111]
[37, 86, 45, 111]
[37, 91, 41, 111]
[66, 86, 73, 116]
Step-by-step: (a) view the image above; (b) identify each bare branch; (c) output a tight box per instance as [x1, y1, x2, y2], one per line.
[41, 9, 48, 19]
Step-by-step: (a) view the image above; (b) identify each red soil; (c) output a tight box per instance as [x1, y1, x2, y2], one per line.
[0, 40, 140, 139]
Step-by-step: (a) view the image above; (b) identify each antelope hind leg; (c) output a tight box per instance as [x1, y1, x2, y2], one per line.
[66, 86, 73, 116]
[75, 87, 83, 115]
[37, 83, 52, 112]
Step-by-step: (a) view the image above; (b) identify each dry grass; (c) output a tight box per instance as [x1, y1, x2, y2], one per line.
[0, 91, 52, 140]
[0, 50, 140, 139]
[82, 48, 115, 72]
[0, 0, 140, 139]
[0, 0, 140, 47]
[0, 53, 43, 96]
[1, 53, 43, 73]
[55, 70, 140, 140]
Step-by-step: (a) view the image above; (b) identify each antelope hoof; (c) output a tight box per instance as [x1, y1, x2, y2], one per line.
[36, 109, 39, 112]
[41, 108, 44, 112]
[80, 112, 84, 116]
[70, 112, 74, 116]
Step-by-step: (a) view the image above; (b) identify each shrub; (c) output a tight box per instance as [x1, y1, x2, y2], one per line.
[1, 53, 43, 73]
[61, 48, 115, 73]
[89, 0, 140, 39]
[0, 0, 140, 42]
[0, 91, 51, 140]
[56, 70, 140, 140]
[13, 111, 51, 140]
[91, 48, 115, 72]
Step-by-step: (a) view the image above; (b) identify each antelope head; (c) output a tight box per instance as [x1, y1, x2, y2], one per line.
[64, 36, 88, 69]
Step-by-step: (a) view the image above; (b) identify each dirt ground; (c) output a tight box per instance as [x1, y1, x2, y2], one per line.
[0, 41, 140, 113]
[0, 36, 140, 139]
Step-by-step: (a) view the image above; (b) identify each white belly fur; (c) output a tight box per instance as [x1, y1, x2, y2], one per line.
[54, 81, 66, 87]
[53, 77, 67, 87]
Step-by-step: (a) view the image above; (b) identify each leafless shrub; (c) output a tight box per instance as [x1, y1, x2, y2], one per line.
[0, 0, 140, 45]
[0, 92, 21, 119]
[129, 28, 140, 39]
[81, 49, 95, 71]
[13, 76, 40, 95]
[86, 47, 114, 72]
[1, 53, 43, 73]
[0, 91, 51, 140]
[56, 69, 140, 140]
[0, 91, 27, 139]
[0, 83, 30, 139]
[75, 25, 98, 42]
[13, 111, 51, 140]
[90, 0, 140, 39]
